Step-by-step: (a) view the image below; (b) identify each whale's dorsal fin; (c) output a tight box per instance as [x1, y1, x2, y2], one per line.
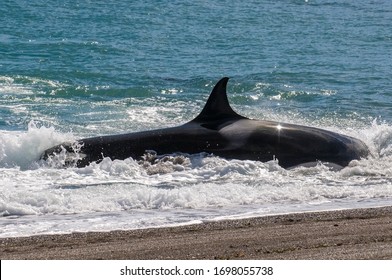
[192, 77, 246, 123]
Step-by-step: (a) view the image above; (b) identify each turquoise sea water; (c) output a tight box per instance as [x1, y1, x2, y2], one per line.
[1, 0, 392, 237]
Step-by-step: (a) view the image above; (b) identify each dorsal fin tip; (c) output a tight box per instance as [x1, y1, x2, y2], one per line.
[192, 77, 245, 122]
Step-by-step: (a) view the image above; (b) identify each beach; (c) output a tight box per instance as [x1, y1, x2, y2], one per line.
[1, 206, 391, 260]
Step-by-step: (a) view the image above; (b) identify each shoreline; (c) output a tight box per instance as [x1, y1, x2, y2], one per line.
[1, 206, 392, 260]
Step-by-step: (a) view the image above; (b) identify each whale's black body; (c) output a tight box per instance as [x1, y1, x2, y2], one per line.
[41, 78, 369, 169]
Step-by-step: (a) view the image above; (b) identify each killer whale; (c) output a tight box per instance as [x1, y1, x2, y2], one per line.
[41, 77, 369, 169]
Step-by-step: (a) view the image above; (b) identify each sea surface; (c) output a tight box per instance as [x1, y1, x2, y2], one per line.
[1, 0, 392, 237]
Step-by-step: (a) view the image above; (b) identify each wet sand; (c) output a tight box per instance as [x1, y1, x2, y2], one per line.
[1, 206, 392, 260]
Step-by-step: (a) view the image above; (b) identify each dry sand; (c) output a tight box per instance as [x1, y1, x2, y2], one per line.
[1, 206, 392, 260]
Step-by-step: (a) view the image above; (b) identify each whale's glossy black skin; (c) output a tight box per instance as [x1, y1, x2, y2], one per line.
[41, 77, 369, 169]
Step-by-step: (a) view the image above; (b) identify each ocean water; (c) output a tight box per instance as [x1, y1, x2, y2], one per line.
[1, 0, 392, 237]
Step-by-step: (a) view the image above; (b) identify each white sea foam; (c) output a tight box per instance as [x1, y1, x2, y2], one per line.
[0, 75, 67, 95]
[0, 121, 75, 169]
